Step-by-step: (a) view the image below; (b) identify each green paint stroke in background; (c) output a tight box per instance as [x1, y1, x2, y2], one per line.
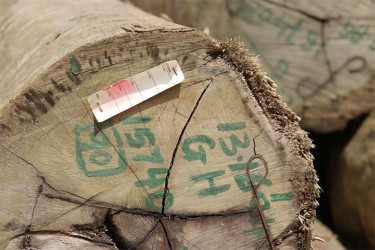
[270, 192, 295, 202]
[217, 122, 246, 131]
[70, 56, 81, 75]
[122, 116, 151, 124]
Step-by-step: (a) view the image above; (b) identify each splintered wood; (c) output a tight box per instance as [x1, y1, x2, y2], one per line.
[0, 0, 318, 249]
[131, 0, 375, 133]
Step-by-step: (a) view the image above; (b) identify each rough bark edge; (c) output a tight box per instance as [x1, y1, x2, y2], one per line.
[205, 37, 320, 249]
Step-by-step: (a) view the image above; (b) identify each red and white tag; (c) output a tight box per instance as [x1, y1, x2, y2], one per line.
[88, 60, 184, 122]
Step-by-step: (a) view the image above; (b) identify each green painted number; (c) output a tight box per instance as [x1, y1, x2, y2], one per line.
[133, 146, 164, 163]
[125, 128, 155, 148]
[145, 191, 173, 213]
[219, 133, 250, 156]
[74, 123, 127, 177]
[191, 170, 231, 197]
[135, 168, 168, 188]
[182, 135, 216, 165]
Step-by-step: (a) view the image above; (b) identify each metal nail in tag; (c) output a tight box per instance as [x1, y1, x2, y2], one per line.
[88, 60, 184, 122]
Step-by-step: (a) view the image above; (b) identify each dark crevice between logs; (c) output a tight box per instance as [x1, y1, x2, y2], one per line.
[310, 113, 369, 249]
[103, 211, 133, 250]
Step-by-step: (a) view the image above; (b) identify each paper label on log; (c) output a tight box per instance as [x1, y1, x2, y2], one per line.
[88, 60, 184, 122]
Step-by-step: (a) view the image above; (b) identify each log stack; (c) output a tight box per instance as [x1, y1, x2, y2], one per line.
[132, 0, 375, 133]
[0, 0, 319, 249]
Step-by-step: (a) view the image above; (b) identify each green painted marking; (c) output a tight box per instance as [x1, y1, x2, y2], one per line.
[369, 37, 375, 51]
[178, 246, 188, 250]
[271, 192, 295, 202]
[74, 123, 127, 177]
[133, 146, 164, 163]
[217, 122, 246, 131]
[89, 150, 112, 166]
[70, 57, 81, 75]
[259, 6, 273, 23]
[340, 21, 369, 44]
[242, 217, 275, 238]
[238, 1, 260, 23]
[182, 135, 215, 165]
[229, 158, 272, 193]
[122, 116, 151, 124]
[315, 37, 329, 57]
[250, 191, 270, 211]
[191, 170, 230, 196]
[270, 57, 289, 80]
[145, 190, 173, 212]
[233, 174, 272, 193]
[135, 168, 168, 188]
[301, 30, 319, 51]
[276, 18, 304, 45]
[126, 128, 155, 148]
[219, 133, 250, 156]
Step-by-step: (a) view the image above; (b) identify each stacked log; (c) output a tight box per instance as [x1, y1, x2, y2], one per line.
[132, 0, 375, 133]
[330, 111, 375, 248]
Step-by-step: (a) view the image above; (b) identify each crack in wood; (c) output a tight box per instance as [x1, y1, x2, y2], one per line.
[120, 26, 194, 34]
[263, 0, 328, 22]
[42, 192, 253, 220]
[135, 222, 160, 248]
[320, 22, 332, 75]
[0, 143, 88, 201]
[11, 230, 115, 248]
[160, 221, 172, 250]
[161, 80, 212, 214]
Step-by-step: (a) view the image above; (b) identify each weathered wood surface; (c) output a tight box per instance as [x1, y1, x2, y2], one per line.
[330, 110, 375, 248]
[0, 0, 319, 249]
[131, 0, 375, 133]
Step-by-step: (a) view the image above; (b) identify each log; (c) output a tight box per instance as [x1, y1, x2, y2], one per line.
[131, 0, 375, 133]
[0, 0, 319, 249]
[330, 110, 375, 248]
[312, 220, 345, 250]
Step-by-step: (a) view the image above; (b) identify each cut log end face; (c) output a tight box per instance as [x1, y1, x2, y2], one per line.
[0, 7, 317, 250]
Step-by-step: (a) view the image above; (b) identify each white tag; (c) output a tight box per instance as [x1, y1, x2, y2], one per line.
[88, 60, 184, 122]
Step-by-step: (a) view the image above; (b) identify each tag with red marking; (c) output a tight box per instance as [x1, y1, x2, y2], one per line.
[88, 60, 184, 122]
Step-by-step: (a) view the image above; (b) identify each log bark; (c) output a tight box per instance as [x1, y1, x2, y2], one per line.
[0, 0, 319, 249]
[131, 0, 375, 133]
[330, 110, 375, 248]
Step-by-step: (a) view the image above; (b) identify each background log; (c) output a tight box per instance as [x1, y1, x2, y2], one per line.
[131, 0, 375, 133]
[312, 220, 345, 250]
[0, 0, 319, 249]
[330, 110, 375, 248]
